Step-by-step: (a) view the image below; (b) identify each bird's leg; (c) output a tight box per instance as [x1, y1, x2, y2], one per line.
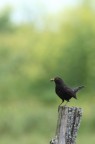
[58, 100, 64, 112]
[59, 100, 64, 106]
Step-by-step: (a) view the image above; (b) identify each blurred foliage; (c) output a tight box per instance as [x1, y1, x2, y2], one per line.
[0, 1, 95, 144]
[0, 3, 95, 100]
[0, 7, 14, 32]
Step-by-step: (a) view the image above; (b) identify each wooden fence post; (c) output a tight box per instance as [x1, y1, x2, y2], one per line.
[50, 106, 82, 144]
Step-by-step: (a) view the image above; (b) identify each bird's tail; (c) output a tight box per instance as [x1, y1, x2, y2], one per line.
[73, 86, 85, 93]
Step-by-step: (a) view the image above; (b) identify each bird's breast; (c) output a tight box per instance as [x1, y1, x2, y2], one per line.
[55, 86, 64, 96]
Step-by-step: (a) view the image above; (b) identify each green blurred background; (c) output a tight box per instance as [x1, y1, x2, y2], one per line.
[0, 0, 95, 144]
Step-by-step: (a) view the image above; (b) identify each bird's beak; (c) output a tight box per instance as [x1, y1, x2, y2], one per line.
[50, 78, 54, 81]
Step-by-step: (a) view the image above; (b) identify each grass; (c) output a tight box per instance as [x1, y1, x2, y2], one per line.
[0, 97, 57, 144]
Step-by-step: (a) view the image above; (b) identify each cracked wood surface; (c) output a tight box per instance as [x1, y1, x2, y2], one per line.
[50, 106, 82, 144]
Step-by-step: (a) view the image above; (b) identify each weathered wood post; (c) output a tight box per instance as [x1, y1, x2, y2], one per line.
[50, 106, 82, 144]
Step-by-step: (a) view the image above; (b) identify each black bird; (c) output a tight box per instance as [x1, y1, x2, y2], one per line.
[50, 77, 84, 106]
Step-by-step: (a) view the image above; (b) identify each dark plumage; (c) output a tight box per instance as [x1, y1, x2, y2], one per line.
[50, 77, 84, 106]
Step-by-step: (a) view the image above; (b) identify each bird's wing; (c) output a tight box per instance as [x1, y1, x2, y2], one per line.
[64, 86, 77, 99]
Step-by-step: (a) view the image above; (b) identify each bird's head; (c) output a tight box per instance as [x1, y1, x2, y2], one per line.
[50, 77, 64, 85]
